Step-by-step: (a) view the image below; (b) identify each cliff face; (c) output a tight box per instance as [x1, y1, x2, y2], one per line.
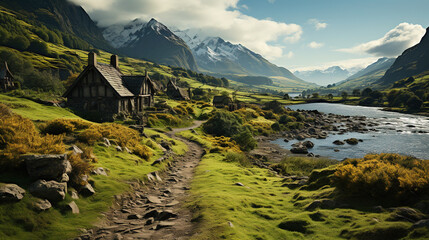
[377, 27, 429, 87]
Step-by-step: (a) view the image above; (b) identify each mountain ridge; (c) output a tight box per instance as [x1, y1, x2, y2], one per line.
[103, 18, 198, 71]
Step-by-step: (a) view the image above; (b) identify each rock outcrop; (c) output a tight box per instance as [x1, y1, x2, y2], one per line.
[29, 180, 67, 202]
[0, 184, 26, 202]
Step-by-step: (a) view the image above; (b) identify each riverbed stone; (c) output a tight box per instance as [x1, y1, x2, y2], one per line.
[333, 140, 345, 145]
[345, 138, 359, 145]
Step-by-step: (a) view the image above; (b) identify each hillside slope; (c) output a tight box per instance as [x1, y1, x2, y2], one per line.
[104, 19, 198, 71]
[376, 27, 429, 87]
[0, 0, 113, 51]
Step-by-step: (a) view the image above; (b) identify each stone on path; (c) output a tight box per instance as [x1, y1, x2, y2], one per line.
[155, 221, 175, 230]
[146, 195, 162, 204]
[127, 214, 142, 220]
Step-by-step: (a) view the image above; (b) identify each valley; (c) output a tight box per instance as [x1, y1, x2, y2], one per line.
[0, 0, 428, 240]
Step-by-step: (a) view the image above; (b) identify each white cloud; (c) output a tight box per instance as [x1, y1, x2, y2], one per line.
[69, 0, 302, 60]
[308, 19, 327, 30]
[338, 22, 425, 57]
[308, 41, 324, 49]
[285, 51, 294, 58]
[291, 57, 378, 72]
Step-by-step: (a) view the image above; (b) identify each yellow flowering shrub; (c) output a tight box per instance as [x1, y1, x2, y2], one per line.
[334, 153, 429, 200]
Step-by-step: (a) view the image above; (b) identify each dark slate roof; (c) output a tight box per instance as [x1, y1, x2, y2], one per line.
[96, 63, 134, 97]
[122, 76, 146, 95]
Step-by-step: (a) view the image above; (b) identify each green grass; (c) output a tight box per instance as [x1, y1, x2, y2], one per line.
[0, 94, 80, 121]
[178, 131, 423, 240]
[0, 95, 189, 239]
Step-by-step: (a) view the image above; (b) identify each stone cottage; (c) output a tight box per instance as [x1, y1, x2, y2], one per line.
[213, 95, 243, 111]
[63, 52, 157, 121]
[166, 79, 191, 100]
[0, 62, 18, 92]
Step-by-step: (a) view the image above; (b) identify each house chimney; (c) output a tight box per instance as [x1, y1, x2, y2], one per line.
[110, 55, 119, 69]
[88, 52, 97, 66]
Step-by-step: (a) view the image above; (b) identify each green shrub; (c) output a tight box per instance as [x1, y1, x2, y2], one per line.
[232, 129, 257, 151]
[203, 111, 243, 137]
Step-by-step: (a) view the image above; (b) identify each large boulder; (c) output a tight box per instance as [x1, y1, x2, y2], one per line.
[333, 140, 345, 145]
[303, 141, 314, 148]
[28, 180, 67, 202]
[79, 183, 95, 197]
[33, 198, 52, 211]
[23, 154, 71, 181]
[0, 184, 26, 202]
[290, 146, 308, 154]
[345, 138, 359, 145]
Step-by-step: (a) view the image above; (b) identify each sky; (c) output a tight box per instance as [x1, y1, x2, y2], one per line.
[71, 0, 429, 72]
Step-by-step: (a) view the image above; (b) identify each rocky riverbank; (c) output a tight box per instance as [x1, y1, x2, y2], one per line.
[251, 109, 380, 162]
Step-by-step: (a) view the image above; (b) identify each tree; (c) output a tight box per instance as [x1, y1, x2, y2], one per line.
[352, 89, 361, 96]
[341, 91, 348, 100]
[327, 93, 334, 100]
[362, 88, 373, 97]
[406, 96, 423, 111]
[28, 40, 50, 56]
[283, 93, 290, 100]
[8, 36, 30, 51]
[312, 93, 320, 98]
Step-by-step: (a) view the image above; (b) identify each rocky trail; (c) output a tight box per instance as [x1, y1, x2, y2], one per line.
[78, 122, 204, 240]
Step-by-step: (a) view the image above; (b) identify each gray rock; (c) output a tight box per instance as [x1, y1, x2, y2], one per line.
[72, 145, 83, 155]
[157, 210, 177, 221]
[60, 173, 69, 182]
[80, 183, 95, 197]
[113, 233, 123, 240]
[127, 214, 142, 219]
[290, 146, 308, 154]
[303, 141, 314, 148]
[0, 184, 25, 202]
[345, 138, 359, 145]
[333, 140, 345, 145]
[160, 141, 172, 151]
[388, 207, 425, 222]
[124, 147, 132, 154]
[146, 196, 162, 204]
[155, 221, 175, 230]
[33, 198, 52, 211]
[115, 146, 122, 152]
[235, 182, 245, 186]
[413, 219, 429, 228]
[145, 217, 155, 225]
[103, 138, 111, 147]
[91, 167, 108, 176]
[296, 134, 306, 141]
[71, 190, 79, 199]
[29, 180, 67, 202]
[67, 201, 80, 214]
[23, 154, 70, 181]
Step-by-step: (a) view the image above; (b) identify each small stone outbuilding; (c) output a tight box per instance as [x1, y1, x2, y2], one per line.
[213, 95, 243, 111]
[166, 79, 191, 100]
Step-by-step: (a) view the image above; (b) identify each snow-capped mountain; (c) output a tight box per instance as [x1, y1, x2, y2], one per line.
[174, 30, 302, 80]
[294, 66, 351, 86]
[103, 18, 197, 71]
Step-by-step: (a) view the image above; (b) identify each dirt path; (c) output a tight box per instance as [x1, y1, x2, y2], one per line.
[80, 121, 204, 240]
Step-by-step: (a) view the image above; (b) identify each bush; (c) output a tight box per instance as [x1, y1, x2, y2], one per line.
[0, 106, 65, 169]
[279, 115, 296, 124]
[78, 128, 103, 145]
[133, 145, 152, 161]
[334, 153, 429, 201]
[271, 122, 281, 131]
[40, 119, 87, 135]
[232, 129, 257, 151]
[203, 111, 243, 137]
[68, 153, 93, 187]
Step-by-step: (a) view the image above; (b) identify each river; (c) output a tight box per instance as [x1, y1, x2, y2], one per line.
[272, 103, 429, 160]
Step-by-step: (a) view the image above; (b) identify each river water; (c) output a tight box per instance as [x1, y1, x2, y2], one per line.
[272, 103, 429, 160]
